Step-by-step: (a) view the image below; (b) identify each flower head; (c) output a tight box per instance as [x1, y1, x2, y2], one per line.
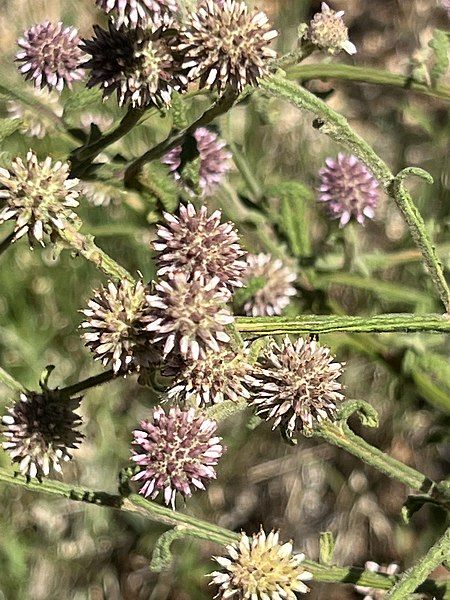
[210, 528, 313, 599]
[162, 127, 232, 196]
[2, 391, 83, 479]
[0, 151, 80, 247]
[154, 203, 246, 292]
[242, 253, 297, 317]
[166, 347, 252, 407]
[307, 2, 356, 55]
[81, 279, 160, 374]
[318, 153, 379, 227]
[16, 21, 85, 92]
[81, 21, 185, 108]
[144, 273, 234, 360]
[355, 562, 400, 600]
[248, 336, 344, 436]
[7, 89, 63, 139]
[177, 0, 277, 93]
[131, 406, 224, 508]
[96, 0, 178, 28]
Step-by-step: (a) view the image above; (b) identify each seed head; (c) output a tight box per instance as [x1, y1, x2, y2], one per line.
[131, 405, 224, 508]
[81, 279, 160, 374]
[177, 0, 278, 93]
[318, 153, 379, 227]
[144, 272, 234, 360]
[307, 3, 356, 55]
[355, 562, 400, 600]
[166, 347, 252, 407]
[243, 253, 297, 317]
[210, 528, 313, 599]
[16, 21, 85, 92]
[162, 127, 232, 196]
[248, 336, 344, 436]
[154, 203, 246, 292]
[2, 391, 84, 479]
[96, 0, 179, 28]
[81, 21, 186, 108]
[0, 151, 80, 247]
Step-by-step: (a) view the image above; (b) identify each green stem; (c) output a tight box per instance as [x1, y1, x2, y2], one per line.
[124, 88, 238, 187]
[59, 369, 116, 398]
[0, 366, 25, 394]
[286, 63, 450, 102]
[0, 231, 15, 257]
[260, 75, 450, 312]
[0, 467, 445, 595]
[235, 314, 450, 336]
[386, 527, 450, 599]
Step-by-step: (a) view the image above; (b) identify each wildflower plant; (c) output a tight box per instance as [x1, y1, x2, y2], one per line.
[0, 0, 449, 598]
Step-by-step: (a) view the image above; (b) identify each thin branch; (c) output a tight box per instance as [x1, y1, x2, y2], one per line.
[59, 369, 116, 398]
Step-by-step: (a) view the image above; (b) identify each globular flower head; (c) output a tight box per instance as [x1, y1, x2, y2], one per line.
[154, 202, 246, 292]
[162, 127, 232, 196]
[210, 528, 313, 599]
[2, 391, 84, 479]
[0, 151, 80, 247]
[355, 562, 400, 600]
[242, 253, 297, 317]
[144, 273, 234, 360]
[81, 279, 160, 374]
[318, 153, 379, 227]
[307, 2, 356, 55]
[81, 21, 186, 108]
[166, 347, 252, 407]
[16, 21, 85, 92]
[177, 0, 278, 93]
[131, 405, 224, 508]
[96, 0, 179, 28]
[248, 336, 344, 436]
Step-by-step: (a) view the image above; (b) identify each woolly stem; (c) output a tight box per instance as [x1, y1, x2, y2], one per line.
[59, 369, 116, 398]
[0, 467, 445, 595]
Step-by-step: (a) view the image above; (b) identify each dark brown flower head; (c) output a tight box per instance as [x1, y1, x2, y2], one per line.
[2, 391, 83, 479]
[144, 272, 234, 360]
[81, 21, 186, 108]
[16, 21, 85, 92]
[81, 279, 160, 374]
[154, 203, 246, 292]
[96, 0, 179, 28]
[131, 405, 224, 508]
[248, 336, 344, 436]
[166, 346, 252, 407]
[0, 151, 80, 247]
[177, 0, 278, 93]
[307, 2, 356, 55]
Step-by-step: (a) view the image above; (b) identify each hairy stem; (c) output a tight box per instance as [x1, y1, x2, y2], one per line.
[235, 314, 450, 335]
[0, 467, 445, 595]
[59, 369, 116, 398]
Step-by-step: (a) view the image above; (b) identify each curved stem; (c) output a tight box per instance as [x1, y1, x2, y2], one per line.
[286, 63, 450, 102]
[59, 369, 116, 398]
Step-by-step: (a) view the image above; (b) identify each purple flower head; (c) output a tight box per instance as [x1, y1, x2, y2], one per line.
[96, 0, 178, 28]
[16, 21, 85, 93]
[154, 202, 246, 292]
[318, 153, 379, 227]
[131, 406, 224, 508]
[162, 128, 232, 196]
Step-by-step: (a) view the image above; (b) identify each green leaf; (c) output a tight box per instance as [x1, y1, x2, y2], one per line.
[170, 91, 189, 130]
[429, 29, 449, 87]
[0, 118, 22, 142]
[319, 531, 336, 565]
[62, 88, 103, 119]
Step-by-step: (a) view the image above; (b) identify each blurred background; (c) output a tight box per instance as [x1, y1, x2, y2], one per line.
[0, 0, 449, 598]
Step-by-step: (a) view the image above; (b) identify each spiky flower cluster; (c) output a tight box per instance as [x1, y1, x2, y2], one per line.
[16, 21, 85, 92]
[210, 528, 313, 599]
[131, 406, 224, 507]
[318, 154, 379, 227]
[248, 336, 344, 436]
[96, 0, 178, 28]
[153, 203, 246, 292]
[2, 391, 83, 479]
[82, 21, 186, 108]
[242, 253, 297, 317]
[176, 0, 278, 93]
[355, 562, 400, 600]
[306, 2, 356, 56]
[81, 280, 159, 374]
[0, 151, 80, 247]
[162, 127, 232, 196]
